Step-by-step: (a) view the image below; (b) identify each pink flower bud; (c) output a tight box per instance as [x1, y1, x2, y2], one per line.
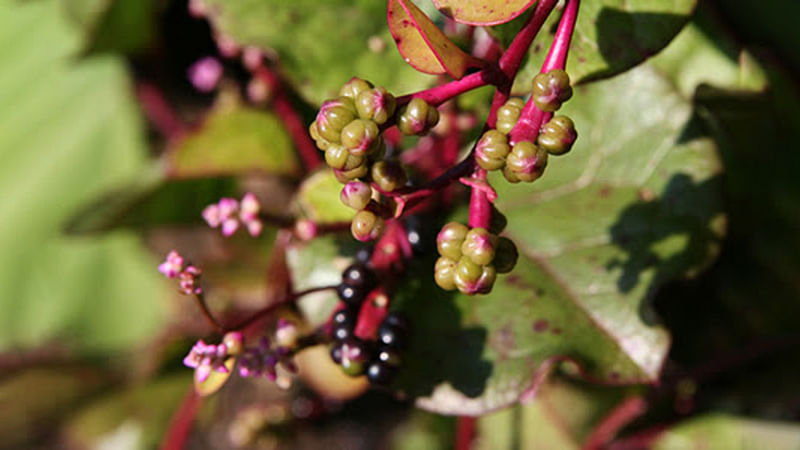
[187, 57, 223, 93]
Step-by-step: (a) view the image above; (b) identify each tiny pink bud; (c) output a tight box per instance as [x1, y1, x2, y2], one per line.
[188, 0, 206, 17]
[242, 46, 263, 71]
[246, 77, 271, 104]
[239, 192, 260, 222]
[221, 218, 239, 237]
[202, 204, 221, 228]
[246, 220, 263, 237]
[294, 219, 317, 241]
[158, 250, 185, 278]
[188, 57, 223, 93]
[218, 198, 239, 218]
[216, 34, 240, 58]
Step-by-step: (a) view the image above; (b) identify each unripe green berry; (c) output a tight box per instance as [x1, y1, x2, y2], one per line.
[309, 121, 331, 150]
[340, 77, 374, 100]
[531, 69, 573, 112]
[437, 222, 469, 260]
[476, 152, 506, 171]
[506, 141, 548, 183]
[496, 98, 524, 135]
[397, 98, 439, 136]
[340, 181, 372, 210]
[476, 130, 511, 171]
[461, 227, 498, 266]
[371, 160, 407, 192]
[434, 256, 458, 290]
[325, 145, 350, 169]
[222, 331, 244, 356]
[537, 115, 577, 155]
[351, 209, 385, 242]
[494, 237, 518, 273]
[341, 119, 381, 155]
[334, 164, 369, 183]
[473, 264, 497, 294]
[316, 97, 357, 142]
[356, 87, 396, 125]
[455, 256, 483, 284]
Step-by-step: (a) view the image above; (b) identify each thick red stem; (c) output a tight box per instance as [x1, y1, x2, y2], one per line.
[583, 396, 648, 450]
[455, 416, 477, 450]
[253, 66, 322, 171]
[136, 81, 186, 140]
[468, 169, 492, 229]
[160, 386, 202, 450]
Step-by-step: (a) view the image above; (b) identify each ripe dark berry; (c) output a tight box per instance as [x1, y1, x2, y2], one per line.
[355, 246, 372, 264]
[332, 322, 353, 341]
[342, 263, 375, 290]
[366, 361, 397, 385]
[377, 323, 405, 348]
[332, 308, 355, 327]
[382, 312, 410, 332]
[337, 283, 367, 306]
[377, 348, 402, 367]
[494, 237, 519, 274]
[330, 342, 344, 364]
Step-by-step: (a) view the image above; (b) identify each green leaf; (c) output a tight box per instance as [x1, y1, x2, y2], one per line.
[0, 0, 166, 352]
[62, 0, 159, 55]
[388, 0, 484, 78]
[652, 415, 800, 450]
[433, 0, 536, 26]
[202, 0, 436, 104]
[169, 100, 300, 178]
[393, 63, 723, 415]
[512, 0, 695, 92]
[293, 169, 355, 224]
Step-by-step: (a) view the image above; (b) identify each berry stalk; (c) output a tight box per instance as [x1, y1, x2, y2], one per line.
[509, 0, 580, 145]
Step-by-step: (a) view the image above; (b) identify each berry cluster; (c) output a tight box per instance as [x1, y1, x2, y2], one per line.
[328, 263, 408, 385]
[434, 222, 518, 295]
[310, 78, 441, 242]
[475, 69, 577, 183]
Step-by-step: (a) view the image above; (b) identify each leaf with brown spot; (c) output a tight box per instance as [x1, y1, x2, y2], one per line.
[433, 0, 536, 26]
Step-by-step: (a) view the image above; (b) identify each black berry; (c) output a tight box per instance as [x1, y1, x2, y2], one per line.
[366, 361, 397, 385]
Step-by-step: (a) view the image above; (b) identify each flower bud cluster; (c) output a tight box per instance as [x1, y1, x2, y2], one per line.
[202, 192, 263, 237]
[183, 331, 243, 383]
[158, 250, 203, 295]
[434, 222, 518, 295]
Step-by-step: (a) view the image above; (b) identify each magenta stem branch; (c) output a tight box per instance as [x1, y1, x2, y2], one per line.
[193, 292, 225, 333]
[226, 285, 337, 331]
[397, 71, 488, 107]
[510, 0, 580, 145]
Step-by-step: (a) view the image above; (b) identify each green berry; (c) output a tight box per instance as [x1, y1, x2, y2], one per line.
[340, 181, 372, 210]
[324, 145, 349, 169]
[506, 141, 548, 183]
[371, 160, 407, 192]
[334, 164, 369, 183]
[309, 121, 331, 150]
[434, 256, 458, 291]
[455, 256, 483, 284]
[436, 222, 469, 260]
[476, 130, 511, 171]
[496, 98, 524, 135]
[494, 237, 519, 273]
[316, 96, 357, 142]
[397, 98, 439, 136]
[531, 69, 573, 112]
[461, 227, 498, 266]
[351, 209, 385, 242]
[339, 338, 371, 377]
[474, 265, 497, 294]
[537, 115, 577, 155]
[341, 119, 381, 155]
[355, 87, 396, 125]
[340, 77, 374, 100]
[502, 165, 521, 184]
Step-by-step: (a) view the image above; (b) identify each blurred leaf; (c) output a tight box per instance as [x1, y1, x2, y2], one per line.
[0, 367, 108, 448]
[168, 101, 300, 178]
[203, 0, 436, 104]
[393, 63, 723, 415]
[64, 374, 193, 450]
[512, 0, 695, 93]
[62, 0, 159, 55]
[433, 0, 536, 26]
[293, 169, 355, 224]
[389, 409, 455, 450]
[0, 0, 166, 352]
[387, 0, 483, 78]
[652, 414, 800, 450]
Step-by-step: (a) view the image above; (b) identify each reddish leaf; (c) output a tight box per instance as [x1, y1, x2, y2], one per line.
[433, 0, 536, 25]
[387, 0, 483, 78]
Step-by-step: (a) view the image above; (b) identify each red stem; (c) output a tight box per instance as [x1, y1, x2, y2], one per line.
[468, 169, 491, 229]
[193, 292, 225, 334]
[397, 71, 489, 107]
[582, 396, 648, 450]
[455, 416, 477, 450]
[253, 65, 322, 172]
[510, 0, 580, 145]
[226, 285, 337, 331]
[160, 386, 202, 450]
[136, 81, 186, 140]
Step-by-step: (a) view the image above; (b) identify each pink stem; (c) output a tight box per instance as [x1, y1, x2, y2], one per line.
[468, 169, 491, 229]
[253, 66, 322, 172]
[226, 285, 337, 331]
[160, 386, 202, 450]
[583, 396, 648, 450]
[193, 292, 225, 333]
[397, 71, 488, 107]
[455, 416, 477, 450]
[509, 0, 580, 145]
[136, 81, 186, 141]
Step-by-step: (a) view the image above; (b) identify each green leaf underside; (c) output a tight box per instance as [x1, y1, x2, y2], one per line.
[387, 0, 479, 78]
[0, 0, 165, 352]
[653, 414, 800, 450]
[433, 0, 536, 26]
[294, 169, 355, 224]
[392, 63, 723, 415]
[203, 0, 436, 105]
[511, 0, 696, 92]
[169, 103, 300, 178]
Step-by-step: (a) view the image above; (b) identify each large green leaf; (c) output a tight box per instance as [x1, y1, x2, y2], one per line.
[61, 0, 159, 55]
[168, 99, 301, 178]
[511, 0, 695, 92]
[202, 0, 436, 104]
[652, 415, 800, 450]
[0, 0, 166, 351]
[392, 62, 723, 415]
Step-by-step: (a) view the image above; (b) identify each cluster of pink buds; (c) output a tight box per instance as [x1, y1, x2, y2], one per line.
[202, 193, 263, 237]
[183, 332, 243, 383]
[238, 331, 298, 384]
[158, 250, 203, 295]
